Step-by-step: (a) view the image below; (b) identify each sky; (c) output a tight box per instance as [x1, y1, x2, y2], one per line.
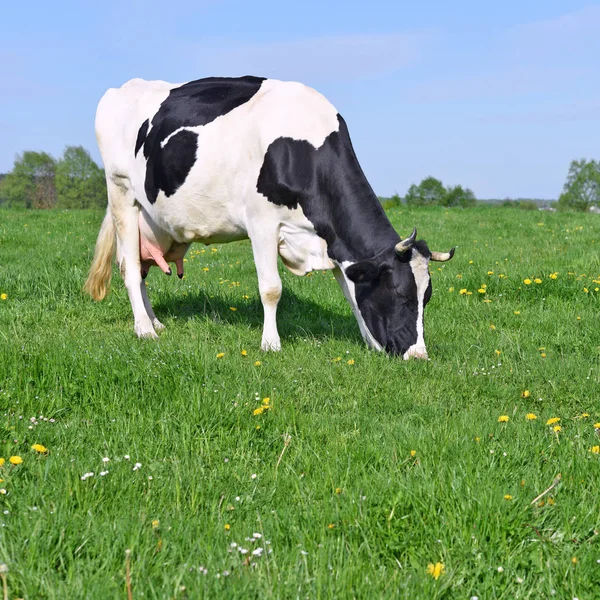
[1, 0, 599, 199]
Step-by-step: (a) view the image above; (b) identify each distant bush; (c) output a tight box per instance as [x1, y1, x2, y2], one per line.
[379, 193, 402, 210]
[404, 177, 476, 207]
[500, 199, 539, 210]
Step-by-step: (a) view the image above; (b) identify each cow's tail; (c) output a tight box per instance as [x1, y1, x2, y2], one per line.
[84, 208, 116, 301]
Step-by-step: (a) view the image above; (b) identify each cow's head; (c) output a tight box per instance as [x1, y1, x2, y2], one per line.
[345, 228, 454, 359]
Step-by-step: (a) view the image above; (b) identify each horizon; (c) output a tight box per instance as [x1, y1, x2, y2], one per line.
[2, 1, 599, 199]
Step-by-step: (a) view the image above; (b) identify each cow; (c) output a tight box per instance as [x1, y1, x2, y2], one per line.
[84, 76, 454, 359]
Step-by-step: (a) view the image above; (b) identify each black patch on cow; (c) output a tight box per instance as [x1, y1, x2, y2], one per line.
[135, 118, 149, 157]
[257, 119, 437, 355]
[257, 115, 400, 263]
[138, 76, 265, 203]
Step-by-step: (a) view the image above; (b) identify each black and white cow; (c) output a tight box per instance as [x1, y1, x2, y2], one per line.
[85, 76, 454, 359]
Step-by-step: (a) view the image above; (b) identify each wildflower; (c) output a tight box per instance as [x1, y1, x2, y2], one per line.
[347, 359, 355, 365]
[426, 562, 445, 580]
[0, 490, 6, 495]
[0, 293, 7, 300]
[546, 417, 560, 425]
[261, 397, 270, 405]
[124, 455, 130, 460]
[224, 524, 230, 531]
[241, 350, 248, 357]
[541, 353, 546, 358]
[202, 267, 209, 271]
[571, 557, 577, 564]
[332, 357, 342, 362]
[254, 361, 262, 366]
[474, 437, 480, 442]
[31, 444, 48, 453]
[252, 547, 263, 557]
[591, 446, 600, 454]
[251, 473, 257, 479]
[487, 271, 494, 275]
[490, 324, 496, 330]
[495, 349, 501, 355]
[229, 307, 237, 312]
[253, 407, 265, 416]
[9, 456, 22, 465]
[0, 459, 4, 467]
[216, 352, 225, 358]
[335, 487, 342, 494]
[410, 450, 417, 457]
[478, 288, 486, 294]
[553, 425, 561, 432]
[151, 519, 160, 529]
[459, 288, 468, 295]
[594, 423, 600, 429]
[547, 497, 555, 505]
[497, 566, 504, 573]
[448, 287, 454, 292]
[504, 495, 513, 501]
[133, 462, 142, 471]
[523, 279, 532, 285]
[525, 413, 537, 420]
[328, 523, 335, 529]
[498, 415, 509, 423]
[549, 273, 558, 279]
[514, 311, 520, 315]
[102, 457, 110, 463]
[534, 278, 542, 284]
[522, 390, 530, 398]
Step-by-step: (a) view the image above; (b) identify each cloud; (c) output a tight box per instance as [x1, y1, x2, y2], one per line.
[186, 32, 434, 83]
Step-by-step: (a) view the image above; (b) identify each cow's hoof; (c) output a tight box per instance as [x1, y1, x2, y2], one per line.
[135, 319, 158, 339]
[153, 319, 166, 331]
[261, 338, 281, 352]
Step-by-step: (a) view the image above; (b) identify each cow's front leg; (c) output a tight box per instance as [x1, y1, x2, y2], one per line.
[140, 281, 165, 331]
[250, 231, 282, 351]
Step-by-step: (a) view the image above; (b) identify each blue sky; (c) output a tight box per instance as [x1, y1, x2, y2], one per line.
[2, 0, 598, 198]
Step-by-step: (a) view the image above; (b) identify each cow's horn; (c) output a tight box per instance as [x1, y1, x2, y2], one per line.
[394, 228, 417, 255]
[430, 247, 456, 262]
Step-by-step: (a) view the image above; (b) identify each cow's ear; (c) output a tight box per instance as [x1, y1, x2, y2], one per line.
[345, 260, 380, 283]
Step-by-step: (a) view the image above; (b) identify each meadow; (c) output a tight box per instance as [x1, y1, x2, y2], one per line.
[0, 205, 599, 599]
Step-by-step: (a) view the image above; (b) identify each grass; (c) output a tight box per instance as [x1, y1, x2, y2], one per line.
[0, 205, 599, 599]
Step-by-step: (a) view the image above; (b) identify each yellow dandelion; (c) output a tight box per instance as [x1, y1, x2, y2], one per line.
[514, 310, 521, 315]
[523, 279, 532, 285]
[576, 316, 581, 320]
[580, 413, 589, 418]
[202, 267, 209, 271]
[520, 479, 525, 486]
[474, 437, 481, 442]
[0, 458, 4, 467]
[151, 519, 160, 529]
[487, 271, 494, 275]
[335, 487, 342, 494]
[478, 288, 486, 294]
[241, 350, 248, 357]
[590, 446, 600, 454]
[261, 397, 270, 405]
[553, 425, 561, 432]
[9, 456, 23, 465]
[549, 273, 558, 279]
[521, 390, 530, 398]
[332, 357, 342, 362]
[224, 523, 230, 531]
[0, 293, 7, 300]
[469, 260, 474, 264]
[534, 278, 542, 284]
[211, 247, 218, 253]
[31, 444, 48, 454]
[571, 557, 578, 564]
[459, 288, 468, 295]
[347, 359, 355, 365]
[498, 415, 509, 423]
[216, 352, 225, 358]
[448, 287, 454, 292]
[546, 417, 560, 425]
[547, 497, 555, 505]
[526, 413, 537, 420]
[253, 407, 265, 416]
[426, 562, 445, 580]
[490, 324, 496, 330]
[594, 423, 600, 429]
[255, 425, 261, 430]
[229, 307, 237, 312]
[504, 494, 513, 501]
[254, 361, 262, 366]
[495, 349, 501, 355]
[483, 299, 492, 303]
[410, 450, 417, 457]
[328, 523, 335, 529]
[541, 353, 546, 358]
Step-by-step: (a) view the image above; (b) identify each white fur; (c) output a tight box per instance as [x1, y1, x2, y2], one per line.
[403, 249, 430, 360]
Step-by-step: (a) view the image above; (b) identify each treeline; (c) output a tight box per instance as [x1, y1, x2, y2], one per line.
[0, 146, 106, 209]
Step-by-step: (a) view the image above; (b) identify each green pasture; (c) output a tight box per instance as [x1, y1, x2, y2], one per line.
[0, 206, 599, 598]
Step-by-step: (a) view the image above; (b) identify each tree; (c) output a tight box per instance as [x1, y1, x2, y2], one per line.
[444, 184, 476, 207]
[405, 176, 447, 206]
[0, 151, 57, 208]
[558, 159, 600, 212]
[56, 146, 107, 208]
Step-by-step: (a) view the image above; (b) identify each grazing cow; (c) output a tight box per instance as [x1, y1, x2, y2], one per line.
[85, 76, 454, 359]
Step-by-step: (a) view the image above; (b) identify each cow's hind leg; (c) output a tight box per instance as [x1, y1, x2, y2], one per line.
[141, 282, 165, 331]
[108, 178, 157, 338]
[249, 227, 282, 351]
